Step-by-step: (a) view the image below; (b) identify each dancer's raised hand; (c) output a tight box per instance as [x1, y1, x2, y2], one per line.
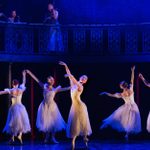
[139, 73, 144, 80]
[59, 61, 67, 66]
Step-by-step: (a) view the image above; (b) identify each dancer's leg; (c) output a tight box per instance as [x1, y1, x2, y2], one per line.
[8, 135, 15, 144]
[17, 132, 23, 144]
[83, 135, 89, 148]
[72, 136, 77, 150]
[51, 132, 59, 144]
[44, 132, 50, 144]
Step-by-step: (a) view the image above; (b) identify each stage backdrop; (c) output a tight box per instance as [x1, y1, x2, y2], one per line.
[1, 0, 150, 23]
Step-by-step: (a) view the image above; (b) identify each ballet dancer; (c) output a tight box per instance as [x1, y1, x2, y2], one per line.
[59, 61, 92, 150]
[26, 69, 70, 144]
[139, 73, 150, 132]
[100, 66, 141, 140]
[0, 70, 31, 144]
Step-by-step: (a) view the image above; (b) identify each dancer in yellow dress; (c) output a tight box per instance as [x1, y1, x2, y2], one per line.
[59, 61, 92, 149]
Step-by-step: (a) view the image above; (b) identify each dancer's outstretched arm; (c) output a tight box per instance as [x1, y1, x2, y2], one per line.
[20, 70, 27, 92]
[26, 69, 44, 88]
[139, 73, 150, 88]
[22, 70, 26, 85]
[55, 85, 70, 93]
[100, 92, 121, 99]
[0, 90, 9, 95]
[59, 61, 82, 89]
[59, 61, 71, 76]
[130, 66, 135, 90]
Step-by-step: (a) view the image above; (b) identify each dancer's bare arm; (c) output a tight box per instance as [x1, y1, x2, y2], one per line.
[100, 92, 122, 99]
[22, 70, 26, 85]
[59, 61, 82, 90]
[26, 70, 44, 88]
[130, 66, 135, 90]
[139, 73, 150, 88]
[56, 85, 71, 93]
[19, 70, 27, 92]
[0, 90, 9, 95]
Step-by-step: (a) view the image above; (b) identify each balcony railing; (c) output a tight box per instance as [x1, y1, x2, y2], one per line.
[1, 22, 150, 56]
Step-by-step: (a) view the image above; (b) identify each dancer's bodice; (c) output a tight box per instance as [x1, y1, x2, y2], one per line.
[71, 84, 83, 103]
[122, 93, 135, 104]
[5, 84, 26, 105]
[43, 84, 56, 104]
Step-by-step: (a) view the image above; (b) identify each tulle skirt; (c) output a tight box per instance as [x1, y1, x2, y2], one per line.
[36, 101, 66, 132]
[147, 112, 150, 132]
[100, 103, 141, 134]
[67, 101, 92, 138]
[3, 103, 31, 136]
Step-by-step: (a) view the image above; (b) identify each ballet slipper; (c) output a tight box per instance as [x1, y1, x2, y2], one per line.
[8, 136, 14, 145]
[84, 137, 89, 148]
[51, 137, 59, 144]
[17, 135, 23, 144]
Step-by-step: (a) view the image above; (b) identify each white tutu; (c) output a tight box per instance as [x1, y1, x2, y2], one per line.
[36, 85, 66, 133]
[67, 84, 92, 138]
[36, 101, 66, 132]
[147, 112, 150, 132]
[3, 84, 31, 136]
[67, 101, 92, 138]
[3, 103, 31, 136]
[101, 102, 141, 133]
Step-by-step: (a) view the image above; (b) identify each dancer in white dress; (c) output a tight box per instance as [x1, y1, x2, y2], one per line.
[139, 73, 150, 132]
[0, 70, 31, 144]
[26, 70, 70, 144]
[59, 61, 92, 150]
[100, 66, 141, 140]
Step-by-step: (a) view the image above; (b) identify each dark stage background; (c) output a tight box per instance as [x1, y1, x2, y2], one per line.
[1, 0, 150, 23]
[0, 62, 149, 140]
[1, 0, 150, 142]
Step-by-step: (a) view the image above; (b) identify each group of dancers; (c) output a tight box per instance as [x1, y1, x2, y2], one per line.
[0, 61, 92, 150]
[0, 62, 150, 149]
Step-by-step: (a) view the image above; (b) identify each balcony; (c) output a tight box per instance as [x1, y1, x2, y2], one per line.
[1, 22, 150, 63]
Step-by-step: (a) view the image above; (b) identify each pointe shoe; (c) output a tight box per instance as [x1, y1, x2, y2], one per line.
[8, 138, 14, 145]
[17, 136, 23, 145]
[84, 137, 89, 148]
[72, 142, 75, 150]
[51, 138, 59, 144]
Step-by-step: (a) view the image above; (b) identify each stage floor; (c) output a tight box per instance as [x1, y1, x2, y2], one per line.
[0, 140, 150, 150]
